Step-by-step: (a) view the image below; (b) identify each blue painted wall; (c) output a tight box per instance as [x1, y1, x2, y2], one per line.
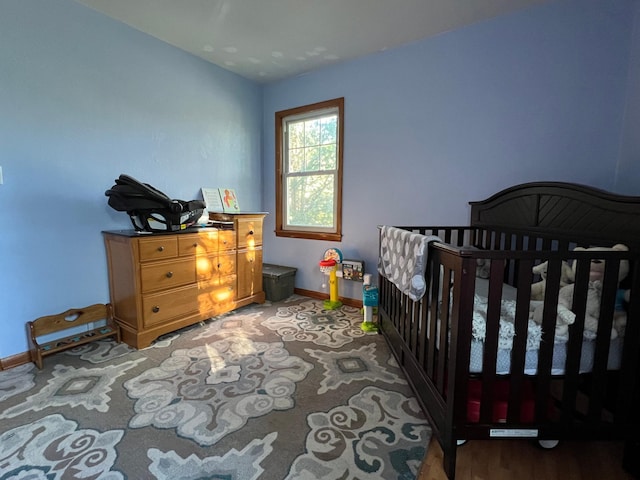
[618, 2, 640, 194]
[0, 0, 262, 358]
[1, 0, 638, 360]
[262, 0, 638, 301]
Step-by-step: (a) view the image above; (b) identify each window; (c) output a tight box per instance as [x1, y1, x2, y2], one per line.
[275, 97, 344, 241]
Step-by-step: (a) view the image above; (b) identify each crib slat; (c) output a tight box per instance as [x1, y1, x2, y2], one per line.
[491, 231, 500, 250]
[409, 298, 419, 360]
[436, 267, 452, 395]
[426, 269, 440, 381]
[506, 260, 535, 423]
[479, 259, 503, 423]
[399, 290, 406, 346]
[586, 260, 620, 422]
[392, 287, 401, 340]
[450, 257, 475, 435]
[535, 258, 565, 422]
[514, 234, 524, 251]
[560, 258, 591, 426]
[417, 281, 429, 371]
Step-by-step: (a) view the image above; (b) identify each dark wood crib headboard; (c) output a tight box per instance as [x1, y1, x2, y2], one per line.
[469, 182, 640, 248]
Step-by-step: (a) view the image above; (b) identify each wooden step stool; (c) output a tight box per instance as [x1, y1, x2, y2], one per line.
[27, 303, 121, 369]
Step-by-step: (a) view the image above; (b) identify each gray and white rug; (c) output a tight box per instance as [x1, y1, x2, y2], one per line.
[0, 296, 431, 479]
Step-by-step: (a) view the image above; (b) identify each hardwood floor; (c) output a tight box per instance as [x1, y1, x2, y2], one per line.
[418, 436, 635, 480]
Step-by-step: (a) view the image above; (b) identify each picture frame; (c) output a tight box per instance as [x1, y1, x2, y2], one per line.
[342, 259, 364, 281]
[201, 188, 224, 212]
[219, 188, 241, 212]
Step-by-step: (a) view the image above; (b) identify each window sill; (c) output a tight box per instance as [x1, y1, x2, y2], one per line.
[275, 229, 342, 242]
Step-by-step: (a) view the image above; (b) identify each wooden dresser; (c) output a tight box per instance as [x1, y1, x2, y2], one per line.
[103, 213, 266, 349]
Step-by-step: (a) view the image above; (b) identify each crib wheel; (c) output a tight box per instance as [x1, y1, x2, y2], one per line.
[537, 439, 559, 449]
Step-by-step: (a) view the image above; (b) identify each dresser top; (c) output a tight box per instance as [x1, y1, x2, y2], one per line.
[209, 211, 268, 220]
[102, 226, 224, 238]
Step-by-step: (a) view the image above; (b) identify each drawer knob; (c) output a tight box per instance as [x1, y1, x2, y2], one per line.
[166, 271, 173, 278]
[248, 230, 254, 235]
[217, 263, 222, 268]
[157, 246, 164, 252]
[193, 243, 198, 248]
[152, 306, 160, 313]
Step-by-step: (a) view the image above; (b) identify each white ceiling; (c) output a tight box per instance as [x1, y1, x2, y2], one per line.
[73, 0, 549, 83]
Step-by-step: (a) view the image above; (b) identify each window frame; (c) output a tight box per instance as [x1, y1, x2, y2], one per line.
[275, 97, 344, 241]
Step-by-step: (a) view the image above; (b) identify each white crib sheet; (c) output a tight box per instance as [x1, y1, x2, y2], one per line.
[469, 337, 623, 375]
[467, 278, 624, 375]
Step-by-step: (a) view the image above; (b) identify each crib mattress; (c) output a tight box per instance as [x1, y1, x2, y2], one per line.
[468, 278, 624, 375]
[469, 337, 623, 375]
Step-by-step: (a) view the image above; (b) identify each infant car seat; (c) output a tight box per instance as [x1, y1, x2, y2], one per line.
[105, 174, 206, 232]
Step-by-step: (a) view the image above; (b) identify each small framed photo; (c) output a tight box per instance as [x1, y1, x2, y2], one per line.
[201, 188, 224, 212]
[342, 259, 364, 281]
[219, 188, 241, 212]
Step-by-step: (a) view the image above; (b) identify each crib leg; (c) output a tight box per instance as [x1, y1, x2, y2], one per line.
[442, 441, 458, 480]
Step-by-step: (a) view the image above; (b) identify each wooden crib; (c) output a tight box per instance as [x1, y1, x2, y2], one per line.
[377, 182, 640, 479]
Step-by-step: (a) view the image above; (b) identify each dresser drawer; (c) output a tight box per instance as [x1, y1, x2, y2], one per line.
[196, 278, 236, 315]
[140, 258, 196, 293]
[142, 285, 199, 327]
[216, 251, 236, 278]
[237, 218, 262, 248]
[178, 230, 237, 256]
[218, 230, 236, 251]
[178, 232, 219, 256]
[139, 237, 178, 262]
[195, 252, 236, 282]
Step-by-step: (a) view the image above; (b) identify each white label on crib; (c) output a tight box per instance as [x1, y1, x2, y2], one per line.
[490, 429, 538, 438]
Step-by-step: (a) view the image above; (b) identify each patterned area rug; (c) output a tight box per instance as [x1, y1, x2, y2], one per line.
[0, 296, 431, 479]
